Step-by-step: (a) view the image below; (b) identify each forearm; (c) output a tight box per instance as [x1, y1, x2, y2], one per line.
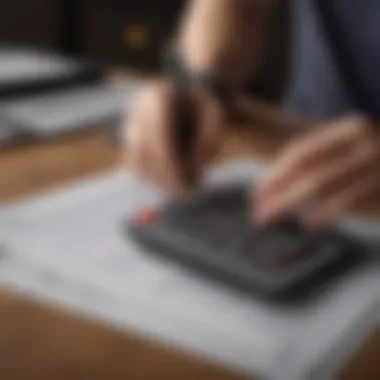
[177, 0, 276, 88]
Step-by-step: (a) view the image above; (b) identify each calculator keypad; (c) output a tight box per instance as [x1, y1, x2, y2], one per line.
[129, 183, 362, 300]
[163, 185, 318, 271]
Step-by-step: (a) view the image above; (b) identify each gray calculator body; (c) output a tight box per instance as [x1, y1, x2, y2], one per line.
[128, 184, 364, 302]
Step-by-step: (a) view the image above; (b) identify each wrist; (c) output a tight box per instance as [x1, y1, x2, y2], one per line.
[162, 45, 237, 109]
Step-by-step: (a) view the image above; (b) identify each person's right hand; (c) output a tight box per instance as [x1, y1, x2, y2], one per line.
[125, 79, 225, 197]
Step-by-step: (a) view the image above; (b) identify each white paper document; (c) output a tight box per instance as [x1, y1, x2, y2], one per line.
[1, 160, 379, 380]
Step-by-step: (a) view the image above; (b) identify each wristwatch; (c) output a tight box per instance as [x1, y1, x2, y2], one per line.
[162, 45, 234, 109]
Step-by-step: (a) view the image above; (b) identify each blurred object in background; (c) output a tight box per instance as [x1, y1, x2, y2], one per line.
[1, 83, 132, 141]
[0, 48, 102, 100]
[0, 0, 64, 51]
[0, 48, 137, 147]
[78, 0, 186, 71]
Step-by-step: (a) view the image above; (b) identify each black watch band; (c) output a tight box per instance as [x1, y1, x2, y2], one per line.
[162, 46, 233, 107]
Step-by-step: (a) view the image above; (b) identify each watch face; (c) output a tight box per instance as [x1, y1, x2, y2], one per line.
[162, 47, 232, 106]
[193, 71, 232, 105]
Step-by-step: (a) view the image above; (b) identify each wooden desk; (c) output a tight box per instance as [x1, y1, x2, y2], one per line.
[0, 114, 379, 380]
[0, 130, 118, 203]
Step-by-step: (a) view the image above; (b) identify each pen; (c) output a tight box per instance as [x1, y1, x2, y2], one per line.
[172, 80, 198, 188]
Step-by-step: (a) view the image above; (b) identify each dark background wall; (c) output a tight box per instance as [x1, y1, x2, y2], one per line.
[0, 0, 64, 50]
[0, 0, 291, 101]
[77, 0, 185, 70]
[0, 0, 186, 70]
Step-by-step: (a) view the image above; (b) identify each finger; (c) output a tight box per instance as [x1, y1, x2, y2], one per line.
[126, 85, 153, 170]
[256, 143, 378, 225]
[133, 133, 178, 193]
[132, 135, 155, 184]
[148, 86, 185, 196]
[128, 104, 167, 188]
[124, 81, 185, 196]
[306, 172, 380, 228]
[127, 126, 141, 172]
[259, 116, 370, 201]
[127, 121, 147, 174]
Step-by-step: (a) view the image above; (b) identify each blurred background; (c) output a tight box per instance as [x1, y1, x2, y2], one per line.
[0, 0, 293, 201]
[1, 3, 380, 380]
[0, 0, 290, 99]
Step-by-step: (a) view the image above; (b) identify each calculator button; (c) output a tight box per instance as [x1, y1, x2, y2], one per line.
[314, 237, 344, 260]
[269, 237, 311, 269]
[241, 226, 311, 271]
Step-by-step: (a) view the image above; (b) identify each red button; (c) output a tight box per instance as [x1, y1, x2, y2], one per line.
[134, 207, 158, 225]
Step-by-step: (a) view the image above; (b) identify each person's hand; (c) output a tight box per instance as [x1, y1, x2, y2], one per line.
[124, 79, 225, 196]
[255, 116, 380, 227]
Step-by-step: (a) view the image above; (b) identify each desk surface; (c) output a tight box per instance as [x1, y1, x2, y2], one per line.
[0, 101, 379, 380]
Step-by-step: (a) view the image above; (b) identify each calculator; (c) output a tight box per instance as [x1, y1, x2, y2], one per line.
[127, 183, 364, 302]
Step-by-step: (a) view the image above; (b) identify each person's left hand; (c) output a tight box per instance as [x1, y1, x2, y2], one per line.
[255, 115, 380, 228]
